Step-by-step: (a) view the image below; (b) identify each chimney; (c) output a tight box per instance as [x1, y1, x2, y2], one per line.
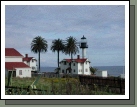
[77, 55, 80, 59]
[25, 54, 28, 58]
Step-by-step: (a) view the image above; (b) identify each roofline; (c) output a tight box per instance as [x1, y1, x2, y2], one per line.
[5, 56, 24, 58]
[6, 67, 31, 70]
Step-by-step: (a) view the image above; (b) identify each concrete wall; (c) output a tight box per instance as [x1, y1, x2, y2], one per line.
[96, 71, 108, 77]
[16, 68, 31, 78]
[5, 57, 23, 62]
[120, 74, 125, 78]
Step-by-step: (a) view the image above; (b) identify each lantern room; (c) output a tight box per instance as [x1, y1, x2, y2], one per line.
[80, 35, 88, 48]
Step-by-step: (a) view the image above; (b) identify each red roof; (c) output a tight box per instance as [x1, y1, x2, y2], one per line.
[65, 58, 87, 63]
[5, 48, 23, 57]
[23, 57, 33, 61]
[5, 62, 30, 70]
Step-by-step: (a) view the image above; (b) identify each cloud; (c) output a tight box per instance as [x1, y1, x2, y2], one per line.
[5, 5, 125, 66]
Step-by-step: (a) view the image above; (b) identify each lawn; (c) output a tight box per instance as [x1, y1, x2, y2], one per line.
[5, 77, 119, 95]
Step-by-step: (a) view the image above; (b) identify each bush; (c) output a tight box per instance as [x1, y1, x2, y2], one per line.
[62, 74, 72, 78]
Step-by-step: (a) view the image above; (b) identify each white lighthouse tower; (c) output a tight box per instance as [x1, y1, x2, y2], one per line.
[80, 35, 88, 58]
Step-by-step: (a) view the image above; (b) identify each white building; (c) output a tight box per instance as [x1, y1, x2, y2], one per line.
[59, 55, 91, 75]
[5, 62, 31, 78]
[23, 54, 37, 72]
[59, 35, 91, 75]
[95, 71, 108, 77]
[5, 48, 37, 78]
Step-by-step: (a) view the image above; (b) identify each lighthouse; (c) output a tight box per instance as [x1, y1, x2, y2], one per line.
[80, 35, 88, 58]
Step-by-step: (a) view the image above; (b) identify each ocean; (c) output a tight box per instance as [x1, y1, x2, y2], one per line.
[40, 66, 125, 77]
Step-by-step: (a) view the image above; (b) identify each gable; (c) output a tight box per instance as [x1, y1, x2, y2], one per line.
[5, 62, 30, 70]
[5, 48, 23, 57]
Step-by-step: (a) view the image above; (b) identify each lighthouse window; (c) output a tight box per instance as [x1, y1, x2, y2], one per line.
[74, 69, 75, 72]
[73, 63, 75, 66]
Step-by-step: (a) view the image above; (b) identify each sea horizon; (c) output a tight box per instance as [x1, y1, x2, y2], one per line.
[39, 66, 125, 77]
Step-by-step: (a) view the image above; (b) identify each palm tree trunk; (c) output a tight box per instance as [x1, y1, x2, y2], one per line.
[57, 50, 59, 68]
[70, 53, 73, 74]
[39, 51, 40, 72]
[71, 53, 73, 59]
[57, 50, 59, 78]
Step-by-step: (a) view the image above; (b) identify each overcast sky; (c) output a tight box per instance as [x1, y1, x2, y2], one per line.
[5, 4, 125, 67]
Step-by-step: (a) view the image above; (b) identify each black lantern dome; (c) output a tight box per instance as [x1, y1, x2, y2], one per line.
[80, 35, 88, 48]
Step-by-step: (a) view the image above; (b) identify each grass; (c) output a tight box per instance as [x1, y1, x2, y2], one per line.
[5, 77, 121, 95]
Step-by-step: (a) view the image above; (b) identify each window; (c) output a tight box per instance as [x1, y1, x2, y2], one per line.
[73, 63, 75, 66]
[32, 59, 34, 62]
[64, 61, 66, 65]
[74, 69, 75, 72]
[62, 70, 64, 73]
[86, 69, 88, 72]
[19, 70, 22, 75]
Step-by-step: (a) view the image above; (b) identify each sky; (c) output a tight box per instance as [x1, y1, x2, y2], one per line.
[5, 3, 125, 67]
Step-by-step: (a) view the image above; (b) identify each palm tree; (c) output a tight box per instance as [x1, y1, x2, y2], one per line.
[64, 36, 79, 59]
[51, 39, 65, 68]
[90, 66, 98, 75]
[64, 36, 79, 73]
[31, 36, 48, 72]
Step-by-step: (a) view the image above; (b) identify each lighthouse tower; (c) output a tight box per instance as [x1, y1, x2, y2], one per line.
[80, 35, 88, 58]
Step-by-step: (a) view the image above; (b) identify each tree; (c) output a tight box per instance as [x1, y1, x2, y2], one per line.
[51, 39, 65, 68]
[64, 36, 79, 59]
[90, 66, 98, 75]
[64, 36, 79, 73]
[31, 36, 48, 72]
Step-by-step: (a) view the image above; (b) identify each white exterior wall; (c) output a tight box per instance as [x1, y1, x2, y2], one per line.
[59, 59, 91, 75]
[78, 63, 83, 74]
[71, 62, 78, 74]
[23, 61, 28, 65]
[60, 61, 69, 74]
[16, 68, 31, 78]
[5, 57, 23, 62]
[120, 74, 125, 79]
[83, 61, 91, 75]
[23, 58, 37, 71]
[29, 59, 37, 71]
[96, 71, 107, 77]
[82, 48, 86, 58]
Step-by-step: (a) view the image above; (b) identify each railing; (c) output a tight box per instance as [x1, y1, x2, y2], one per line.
[79, 75, 125, 94]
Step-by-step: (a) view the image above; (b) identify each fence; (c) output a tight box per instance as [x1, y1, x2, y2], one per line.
[79, 75, 125, 94]
[31, 73, 79, 78]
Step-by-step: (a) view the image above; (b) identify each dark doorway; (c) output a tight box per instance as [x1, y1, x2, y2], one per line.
[9, 71, 16, 77]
